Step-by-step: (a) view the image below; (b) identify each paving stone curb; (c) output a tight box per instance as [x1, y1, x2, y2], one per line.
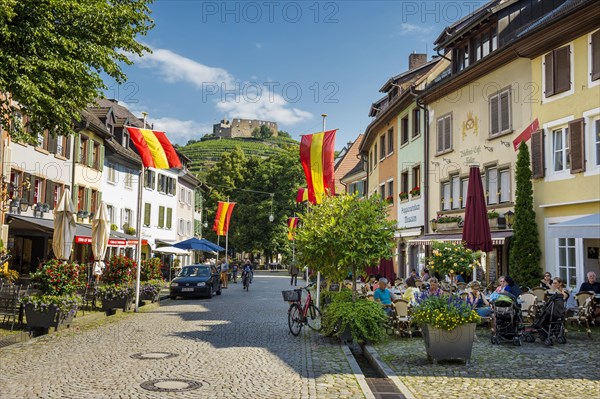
[363, 345, 416, 399]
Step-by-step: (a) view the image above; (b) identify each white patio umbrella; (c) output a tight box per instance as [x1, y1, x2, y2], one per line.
[91, 202, 110, 279]
[53, 188, 77, 261]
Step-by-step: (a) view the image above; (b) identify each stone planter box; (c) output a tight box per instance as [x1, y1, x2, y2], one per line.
[140, 292, 159, 302]
[101, 296, 132, 312]
[422, 323, 476, 365]
[25, 304, 76, 335]
[488, 217, 498, 228]
[436, 222, 459, 231]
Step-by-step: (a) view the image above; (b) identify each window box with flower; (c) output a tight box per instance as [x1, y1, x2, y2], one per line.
[385, 195, 394, 205]
[487, 210, 499, 228]
[399, 192, 409, 201]
[409, 186, 420, 197]
[432, 215, 463, 231]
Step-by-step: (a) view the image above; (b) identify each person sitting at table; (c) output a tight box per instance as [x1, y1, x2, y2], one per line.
[427, 277, 443, 296]
[467, 281, 491, 317]
[405, 269, 418, 288]
[373, 278, 396, 316]
[453, 274, 465, 284]
[548, 277, 569, 300]
[494, 276, 507, 293]
[504, 276, 522, 297]
[579, 271, 600, 294]
[421, 269, 431, 282]
[540, 272, 553, 290]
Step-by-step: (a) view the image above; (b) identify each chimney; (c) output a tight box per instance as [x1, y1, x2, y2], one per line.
[408, 52, 427, 70]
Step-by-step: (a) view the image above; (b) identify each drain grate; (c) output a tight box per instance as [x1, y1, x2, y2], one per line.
[140, 379, 202, 392]
[130, 352, 179, 360]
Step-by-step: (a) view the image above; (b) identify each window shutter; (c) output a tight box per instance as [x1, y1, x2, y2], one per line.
[490, 94, 499, 135]
[99, 144, 104, 171]
[65, 136, 71, 159]
[144, 203, 151, 226]
[569, 118, 585, 174]
[158, 206, 164, 228]
[87, 141, 94, 167]
[86, 188, 92, 213]
[45, 181, 54, 207]
[47, 135, 57, 153]
[531, 129, 545, 178]
[167, 208, 173, 229]
[444, 115, 452, 150]
[592, 30, 600, 81]
[437, 118, 444, 152]
[500, 90, 510, 132]
[554, 46, 571, 94]
[74, 136, 80, 163]
[544, 52, 554, 97]
[72, 184, 79, 208]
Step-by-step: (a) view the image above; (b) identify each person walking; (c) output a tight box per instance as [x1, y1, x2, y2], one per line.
[220, 259, 229, 289]
[289, 263, 299, 286]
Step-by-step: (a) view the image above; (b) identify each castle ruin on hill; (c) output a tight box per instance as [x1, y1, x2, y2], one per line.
[213, 118, 278, 138]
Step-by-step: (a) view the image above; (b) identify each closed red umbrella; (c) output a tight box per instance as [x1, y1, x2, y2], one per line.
[462, 166, 493, 252]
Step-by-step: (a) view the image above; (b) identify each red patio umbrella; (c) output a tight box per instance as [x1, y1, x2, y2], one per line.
[462, 166, 493, 253]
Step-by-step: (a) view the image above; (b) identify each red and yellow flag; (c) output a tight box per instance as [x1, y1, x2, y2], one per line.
[126, 127, 182, 169]
[213, 201, 236, 236]
[296, 188, 309, 203]
[300, 130, 337, 204]
[287, 217, 299, 240]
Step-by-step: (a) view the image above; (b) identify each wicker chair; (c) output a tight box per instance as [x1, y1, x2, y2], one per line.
[519, 293, 538, 323]
[392, 299, 412, 337]
[530, 287, 546, 303]
[566, 291, 595, 337]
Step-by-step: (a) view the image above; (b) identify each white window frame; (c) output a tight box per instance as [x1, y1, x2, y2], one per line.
[542, 42, 575, 104]
[588, 30, 600, 89]
[486, 167, 499, 205]
[552, 127, 570, 174]
[488, 87, 512, 137]
[186, 220, 192, 236]
[499, 169, 511, 203]
[556, 237, 578, 288]
[442, 181, 451, 211]
[436, 113, 452, 153]
[461, 177, 468, 208]
[583, 108, 600, 176]
[451, 175, 461, 209]
[107, 163, 117, 185]
[543, 116, 575, 182]
[124, 170, 133, 189]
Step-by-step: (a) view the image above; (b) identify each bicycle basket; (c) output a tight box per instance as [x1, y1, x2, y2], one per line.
[282, 289, 301, 302]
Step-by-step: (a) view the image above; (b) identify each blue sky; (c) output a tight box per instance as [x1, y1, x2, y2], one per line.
[106, 1, 486, 148]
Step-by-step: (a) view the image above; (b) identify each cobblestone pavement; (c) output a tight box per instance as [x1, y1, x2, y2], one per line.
[375, 324, 600, 399]
[0, 273, 364, 399]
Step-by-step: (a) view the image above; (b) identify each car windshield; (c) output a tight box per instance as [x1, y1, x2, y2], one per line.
[179, 266, 210, 278]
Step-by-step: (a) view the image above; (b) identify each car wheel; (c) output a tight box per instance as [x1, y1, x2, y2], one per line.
[207, 288, 213, 299]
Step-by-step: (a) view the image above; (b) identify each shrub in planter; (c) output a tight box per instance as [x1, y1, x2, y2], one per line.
[103, 256, 137, 285]
[322, 294, 388, 344]
[427, 241, 480, 279]
[31, 259, 86, 296]
[97, 284, 134, 312]
[140, 279, 164, 300]
[20, 294, 81, 330]
[141, 258, 163, 281]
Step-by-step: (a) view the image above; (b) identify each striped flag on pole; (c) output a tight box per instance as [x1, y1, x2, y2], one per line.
[287, 217, 299, 240]
[213, 202, 236, 236]
[126, 127, 182, 169]
[296, 188, 309, 203]
[300, 130, 337, 204]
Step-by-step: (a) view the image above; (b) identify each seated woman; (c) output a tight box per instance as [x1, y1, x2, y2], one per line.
[427, 277, 443, 296]
[495, 276, 507, 293]
[373, 278, 396, 316]
[540, 272, 553, 290]
[504, 276, 523, 297]
[548, 277, 569, 300]
[467, 281, 491, 317]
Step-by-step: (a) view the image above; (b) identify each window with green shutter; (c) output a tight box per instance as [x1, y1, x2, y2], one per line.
[144, 203, 151, 227]
[166, 208, 172, 229]
[158, 206, 165, 228]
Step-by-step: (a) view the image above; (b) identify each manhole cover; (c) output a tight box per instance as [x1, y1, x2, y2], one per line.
[140, 379, 202, 392]
[130, 352, 179, 360]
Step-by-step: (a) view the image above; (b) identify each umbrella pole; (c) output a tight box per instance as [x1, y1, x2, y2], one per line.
[134, 166, 145, 312]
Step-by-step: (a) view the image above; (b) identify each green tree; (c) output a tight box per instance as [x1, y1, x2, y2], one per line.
[0, 0, 153, 142]
[509, 143, 542, 289]
[278, 130, 291, 138]
[295, 194, 396, 300]
[251, 125, 273, 139]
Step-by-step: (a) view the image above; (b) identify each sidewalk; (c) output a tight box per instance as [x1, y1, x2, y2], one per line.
[373, 326, 600, 399]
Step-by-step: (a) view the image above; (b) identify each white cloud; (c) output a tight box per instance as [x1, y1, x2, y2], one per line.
[152, 117, 214, 145]
[136, 47, 234, 88]
[394, 23, 434, 36]
[216, 90, 312, 126]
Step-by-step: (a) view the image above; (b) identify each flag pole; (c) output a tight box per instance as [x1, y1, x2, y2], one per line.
[315, 113, 327, 307]
[225, 197, 229, 265]
[133, 114, 148, 312]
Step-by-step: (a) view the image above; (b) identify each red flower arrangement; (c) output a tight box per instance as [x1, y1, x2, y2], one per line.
[410, 186, 420, 196]
[31, 259, 86, 296]
[103, 255, 138, 285]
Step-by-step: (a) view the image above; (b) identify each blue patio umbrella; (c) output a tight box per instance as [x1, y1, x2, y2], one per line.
[173, 237, 225, 252]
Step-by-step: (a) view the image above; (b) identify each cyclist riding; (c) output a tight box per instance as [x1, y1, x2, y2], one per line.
[241, 260, 253, 290]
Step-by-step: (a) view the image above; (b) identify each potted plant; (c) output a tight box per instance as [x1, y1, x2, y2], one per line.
[487, 210, 499, 228]
[322, 289, 387, 344]
[385, 195, 394, 205]
[410, 186, 420, 197]
[427, 241, 480, 281]
[140, 258, 164, 302]
[140, 279, 164, 302]
[410, 292, 480, 364]
[434, 215, 463, 231]
[399, 192, 409, 201]
[21, 259, 85, 334]
[100, 255, 137, 313]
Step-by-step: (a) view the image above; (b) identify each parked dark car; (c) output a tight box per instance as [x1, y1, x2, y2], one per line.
[169, 264, 222, 299]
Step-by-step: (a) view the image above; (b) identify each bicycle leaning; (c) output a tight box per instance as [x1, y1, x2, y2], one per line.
[282, 283, 323, 336]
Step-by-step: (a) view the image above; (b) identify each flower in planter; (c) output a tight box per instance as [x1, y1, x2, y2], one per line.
[30, 259, 86, 296]
[141, 258, 163, 281]
[410, 291, 480, 331]
[103, 256, 137, 285]
[427, 241, 480, 278]
[399, 192, 409, 200]
[433, 215, 463, 224]
[140, 279, 164, 296]
[409, 186, 420, 196]
[20, 294, 81, 316]
[385, 195, 394, 204]
[487, 210, 499, 219]
[96, 284, 134, 301]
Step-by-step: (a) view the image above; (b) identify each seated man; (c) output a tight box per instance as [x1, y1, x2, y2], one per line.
[373, 278, 395, 317]
[405, 269, 418, 288]
[579, 271, 600, 294]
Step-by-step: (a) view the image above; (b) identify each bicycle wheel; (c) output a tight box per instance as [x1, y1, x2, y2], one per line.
[288, 304, 302, 336]
[306, 304, 323, 331]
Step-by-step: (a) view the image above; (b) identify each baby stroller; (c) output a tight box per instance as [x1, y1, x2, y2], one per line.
[524, 293, 566, 346]
[491, 292, 523, 346]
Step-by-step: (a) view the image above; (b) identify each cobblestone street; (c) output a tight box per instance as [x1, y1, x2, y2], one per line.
[0, 273, 364, 399]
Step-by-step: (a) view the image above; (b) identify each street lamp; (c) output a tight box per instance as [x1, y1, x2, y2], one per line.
[504, 210, 515, 228]
[268, 194, 274, 222]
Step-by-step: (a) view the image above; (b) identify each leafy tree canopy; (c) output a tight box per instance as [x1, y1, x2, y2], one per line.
[0, 0, 154, 143]
[278, 130, 291, 138]
[251, 125, 274, 139]
[295, 194, 396, 298]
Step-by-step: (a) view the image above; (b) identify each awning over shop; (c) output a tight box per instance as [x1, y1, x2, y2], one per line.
[409, 230, 513, 246]
[394, 227, 422, 239]
[547, 213, 600, 239]
[7, 214, 146, 246]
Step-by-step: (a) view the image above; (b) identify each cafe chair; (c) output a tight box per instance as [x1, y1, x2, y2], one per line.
[530, 287, 546, 303]
[392, 299, 413, 337]
[566, 291, 595, 338]
[519, 293, 537, 323]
